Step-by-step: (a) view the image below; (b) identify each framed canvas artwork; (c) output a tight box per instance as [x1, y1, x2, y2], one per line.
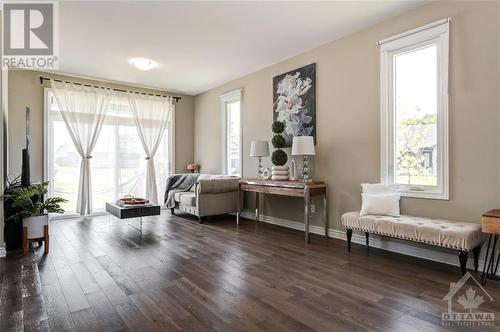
[273, 63, 316, 147]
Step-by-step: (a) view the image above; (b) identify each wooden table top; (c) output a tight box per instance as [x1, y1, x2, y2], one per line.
[239, 179, 327, 197]
[239, 179, 325, 188]
[481, 209, 500, 234]
[482, 209, 500, 219]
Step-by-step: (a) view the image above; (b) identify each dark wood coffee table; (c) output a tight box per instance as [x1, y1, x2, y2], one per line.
[105, 202, 160, 233]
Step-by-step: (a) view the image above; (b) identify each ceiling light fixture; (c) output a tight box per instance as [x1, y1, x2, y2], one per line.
[130, 57, 156, 71]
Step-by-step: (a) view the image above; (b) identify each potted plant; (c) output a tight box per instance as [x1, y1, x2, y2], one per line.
[271, 121, 289, 180]
[2, 182, 67, 240]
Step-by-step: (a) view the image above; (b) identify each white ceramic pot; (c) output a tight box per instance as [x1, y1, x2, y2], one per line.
[271, 175, 289, 180]
[271, 165, 289, 180]
[23, 214, 49, 239]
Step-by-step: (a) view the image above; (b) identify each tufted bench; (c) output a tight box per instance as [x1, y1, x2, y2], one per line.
[341, 212, 483, 275]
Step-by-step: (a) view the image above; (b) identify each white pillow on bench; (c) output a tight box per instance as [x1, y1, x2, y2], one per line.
[360, 193, 401, 217]
[361, 183, 399, 194]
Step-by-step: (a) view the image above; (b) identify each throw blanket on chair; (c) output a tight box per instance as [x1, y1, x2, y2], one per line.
[164, 173, 200, 208]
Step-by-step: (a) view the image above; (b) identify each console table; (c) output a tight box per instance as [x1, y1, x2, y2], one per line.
[237, 179, 328, 243]
[481, 209, 500, 285]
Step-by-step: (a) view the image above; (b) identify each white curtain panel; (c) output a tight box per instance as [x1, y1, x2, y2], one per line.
[51, 80, 112, 215]
[128, 94, 173, 204]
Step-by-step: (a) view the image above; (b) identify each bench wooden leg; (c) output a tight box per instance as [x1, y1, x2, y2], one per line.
[458, 250, 468, 276]
[473, 246, 480, 271]
[23, 226, 28, 256]
[365, 232, 369, 247]
[346, 229, 353, 252]
[44, 225, 49, 255]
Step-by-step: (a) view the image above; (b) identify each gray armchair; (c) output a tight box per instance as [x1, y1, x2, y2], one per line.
[171, 174, 240, 223]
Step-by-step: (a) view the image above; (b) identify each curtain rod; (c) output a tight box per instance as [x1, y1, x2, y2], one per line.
[39, 76, 181, 102]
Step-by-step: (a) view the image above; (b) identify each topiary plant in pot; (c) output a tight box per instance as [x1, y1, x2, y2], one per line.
[271, 121, 289, 180]
[2, 182, 67, 241]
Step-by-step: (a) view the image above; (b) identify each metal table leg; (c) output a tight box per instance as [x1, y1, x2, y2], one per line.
[324, 187, 329, 238]
[236, 186, 240, 225]
[492, 246, 500, 275]
[255, 192, 259, 222]
[304, 187, 310, 243]
[482, 234, 499, 285]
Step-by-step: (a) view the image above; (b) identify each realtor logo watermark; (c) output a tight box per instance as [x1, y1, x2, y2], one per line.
[2, 1, 59, 69]
[442, 272, 495, 327]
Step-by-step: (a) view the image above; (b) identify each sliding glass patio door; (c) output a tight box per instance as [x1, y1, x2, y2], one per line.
[44, 90, 173, 215]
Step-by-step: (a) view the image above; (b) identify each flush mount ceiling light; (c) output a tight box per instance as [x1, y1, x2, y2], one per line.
[130, 57, 156, 71]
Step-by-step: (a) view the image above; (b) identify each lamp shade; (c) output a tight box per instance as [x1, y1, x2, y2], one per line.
[250, 140, 270, 157]
[291, 136, 315, 156]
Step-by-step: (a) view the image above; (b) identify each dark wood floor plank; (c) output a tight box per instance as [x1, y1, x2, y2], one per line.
[59, 280, 91, 313]
[95, 256, 142, 296]
[0, 310, 24, 332]
[92, 270, 129, 305]
[113, 299, 161, 332]
[22, 293, 49, 332]
[1, 255, 25, 331]
[71, 307, 102, 332]
[128, 291, 181, 331]
[85, 290, 127, 332]
[175, 277, 262, 331]
[144, 286, 190, 321]
[37, 257, 59, 287]
[171, 258, 316, 331]
[69, 262, 100, 295]
[22, 262, 43, 298]
[42, 282, 76, 331]
[162, 283, 231, 331]
[2, 212, 500, 332]
[0, 256, 24, 316]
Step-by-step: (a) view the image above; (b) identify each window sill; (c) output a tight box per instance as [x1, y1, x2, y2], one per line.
[399, 190, 449, 200]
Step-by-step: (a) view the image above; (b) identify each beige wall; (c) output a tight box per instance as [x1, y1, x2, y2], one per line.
[194, 1, 500, 228]
[8, 70, 195, 182]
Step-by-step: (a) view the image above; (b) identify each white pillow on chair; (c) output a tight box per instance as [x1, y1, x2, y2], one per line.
[361, 183, 399, 194]
[360, 193, 401, 217]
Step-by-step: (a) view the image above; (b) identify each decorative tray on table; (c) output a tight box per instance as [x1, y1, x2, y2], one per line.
[117, 196, 151, 206]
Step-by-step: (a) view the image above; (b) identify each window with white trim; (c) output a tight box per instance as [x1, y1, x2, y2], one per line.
[44, 89, 174, 215]
[220, 90, 242, 176]
[380, 18, 449, 199]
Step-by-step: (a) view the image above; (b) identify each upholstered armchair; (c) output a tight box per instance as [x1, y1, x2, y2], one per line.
[171, 174, 240, 223]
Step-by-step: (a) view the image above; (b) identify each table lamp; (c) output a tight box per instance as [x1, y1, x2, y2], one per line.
[250, 140, 270, 179]
[291, 136, 315, 180]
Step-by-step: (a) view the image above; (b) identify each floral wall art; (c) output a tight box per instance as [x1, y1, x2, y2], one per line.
[273, 63, 316, 147]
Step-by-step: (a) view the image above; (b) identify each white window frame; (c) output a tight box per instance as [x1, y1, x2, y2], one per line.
[220, 89, 242, 176]
[379, 18, 450, 200]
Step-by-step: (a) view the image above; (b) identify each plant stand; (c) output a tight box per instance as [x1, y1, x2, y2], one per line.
[22, 225, 49, 256]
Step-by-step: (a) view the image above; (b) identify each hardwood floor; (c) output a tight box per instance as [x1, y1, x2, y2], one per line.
[1, 211, 499, 331]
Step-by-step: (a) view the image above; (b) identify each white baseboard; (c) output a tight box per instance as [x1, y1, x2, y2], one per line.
[239, 211, 499, 276]
[0, 245, 5, 258]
